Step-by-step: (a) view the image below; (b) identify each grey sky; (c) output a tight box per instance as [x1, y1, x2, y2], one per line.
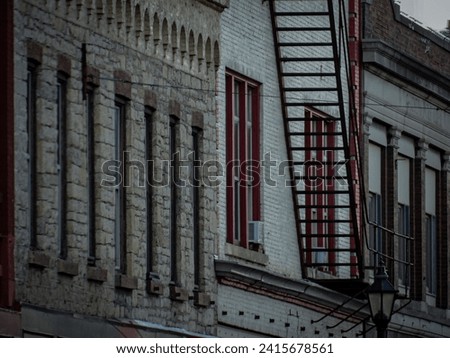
[397, 0, 450, 30]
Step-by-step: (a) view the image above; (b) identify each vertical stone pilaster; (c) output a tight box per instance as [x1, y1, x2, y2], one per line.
[411, 139, 427, 301]
[386, 127, 400, 282]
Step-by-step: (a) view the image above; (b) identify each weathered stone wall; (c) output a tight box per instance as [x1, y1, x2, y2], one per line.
[14, 0, 223, 336]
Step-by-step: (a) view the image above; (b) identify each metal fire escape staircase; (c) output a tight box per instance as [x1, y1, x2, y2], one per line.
[269, 0, 365, 291]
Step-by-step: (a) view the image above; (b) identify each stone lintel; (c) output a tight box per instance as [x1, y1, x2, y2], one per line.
[28, 250, 50, 269]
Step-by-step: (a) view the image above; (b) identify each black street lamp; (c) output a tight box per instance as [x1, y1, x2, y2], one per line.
[367, 263, 397, 338]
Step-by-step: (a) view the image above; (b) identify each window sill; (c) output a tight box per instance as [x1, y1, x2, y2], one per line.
[28, 250, 50, 269]
[225, 243, 269, 266]
[194, 291, 211, 307]
[86, 265, 108, 283]
[426, 293, 437, 307]
[115, 274, 138, 291]
[146, 274, 164, 296]
[57, 259, 79, 277]
[169, 285, 189, 302]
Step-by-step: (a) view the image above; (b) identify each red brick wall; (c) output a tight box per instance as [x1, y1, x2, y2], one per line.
[349, 0, 363, 277]
[364, 0, 450, 77]
[0, 0, 15, 309]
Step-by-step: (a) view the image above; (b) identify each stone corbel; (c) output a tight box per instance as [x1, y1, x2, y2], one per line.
[388, 127, 401, 149]
[416, 139, 428, 160]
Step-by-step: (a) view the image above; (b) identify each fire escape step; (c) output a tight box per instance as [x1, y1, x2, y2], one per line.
[301, 234, 355, 238]
[295, 190, 350, 195]
[286, 117, 338, 121]
[296, 205, 351, 209]
[294, 176, 348, 180]
[282, 72, 336, 77]
[286, 102, 339, 107]
[276, 27, 331, 31]
[274, 12, 330, 17]
[280, 57, 335, 62]
[293, 161, 347, 165]
[304, 263, 359, 267]
[278, 42, 333, 47]
[290, 146, 345, 151]
[302, 248, 358, 253]
[289, 132, 344, 136]
[281, 72, 336, 77]
[284, 87, 338, 92]
[298, 219, 353, 223]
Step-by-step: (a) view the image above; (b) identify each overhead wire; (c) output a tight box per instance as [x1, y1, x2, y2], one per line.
[31, 64, 450, 112]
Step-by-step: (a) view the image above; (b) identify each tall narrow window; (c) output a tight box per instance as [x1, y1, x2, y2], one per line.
[225, 71, 261, 249]
[57, 73, 68, 259]
[192, 127, 201, 288]
[145, 107, 154, 277]
[114, 98, 127, 273]
[86, 87, 96, 264]
[27, 61, 38, 249]
[169, 117, 178, 283]
[425, 168, 437, 296]
[397, 156, 411, 286]
[368, 142, 384, 266]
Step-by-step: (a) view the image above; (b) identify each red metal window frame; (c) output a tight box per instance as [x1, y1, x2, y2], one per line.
[0, 0, 15, 308]
[226, 70, 261, 248]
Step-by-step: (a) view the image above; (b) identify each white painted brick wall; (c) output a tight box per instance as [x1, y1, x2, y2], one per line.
[216, 0, 302, 279]
[218, 284, 362, 338]
[217, 0, 354, 279]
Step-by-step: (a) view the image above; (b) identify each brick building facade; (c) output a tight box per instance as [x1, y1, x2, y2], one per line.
[213, 0, 449, 337]
[1, 0, 449, 338]
[215, 0, 370, 338]
[361, 0, 450, 334]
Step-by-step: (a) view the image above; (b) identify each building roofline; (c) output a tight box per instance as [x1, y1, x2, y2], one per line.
[215, 260, 368, 318]
[362, 0, 450, 51]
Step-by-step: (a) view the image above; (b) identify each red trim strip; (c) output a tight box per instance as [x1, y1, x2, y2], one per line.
[225, 75, 234, 244]
[0, 0, 15, 308]
[239, 81, 247, 247]
[252, 86, 261, 221]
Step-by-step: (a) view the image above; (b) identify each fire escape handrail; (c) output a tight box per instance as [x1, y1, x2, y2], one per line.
[327, 0, 364, 277]
[310, 286, 368, 324]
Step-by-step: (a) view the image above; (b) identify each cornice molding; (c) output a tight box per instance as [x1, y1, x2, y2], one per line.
[362, 39, 450, 106]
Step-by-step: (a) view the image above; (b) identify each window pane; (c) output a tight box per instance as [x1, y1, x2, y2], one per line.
[426, 215, 437, 295]
[192, 128, 201, 287]
[27, 64, 37, 248]
[398, 204, 410, 286]
[234, 121, 239, 178]
[114, 105, 122, 270]
[247, 87, 253, 126]
[234, 178, 240, 242]
[234, 81, 240, 117]
[369, 193, 382, 266]
[145, 109, 153, 275]
[57, 76, 67, 259]
[170, 119, 178, 283]
[87, 89, 96, 261]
